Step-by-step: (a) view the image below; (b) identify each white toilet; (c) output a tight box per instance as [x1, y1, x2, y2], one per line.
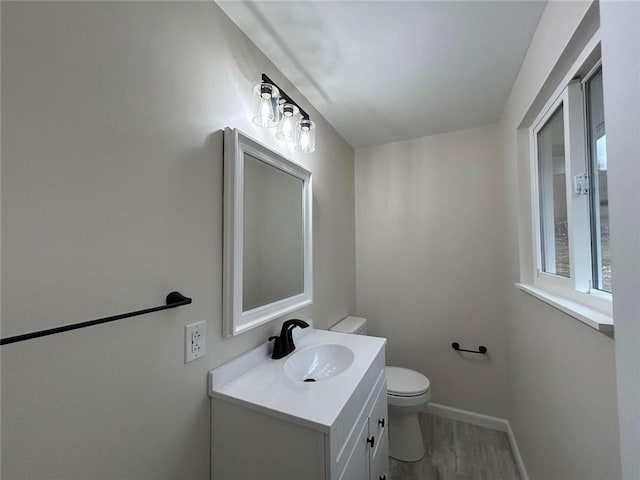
[330, 316, 431, 462]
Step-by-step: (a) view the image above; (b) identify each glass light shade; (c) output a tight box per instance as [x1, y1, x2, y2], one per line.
[252, 82, 280, 128]
[276, 103, 301, 142]
[295, 119, 316, 153]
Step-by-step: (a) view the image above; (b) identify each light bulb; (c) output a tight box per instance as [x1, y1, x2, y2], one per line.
[259, 98, 273, 127]
[300, 130, 310, 150]
[295, 119, 315, 153]
[276, 103, 300, 142]
[252, 82, 280, 127]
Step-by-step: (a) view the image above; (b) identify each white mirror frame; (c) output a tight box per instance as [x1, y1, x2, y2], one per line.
[223, 127, 313, 337]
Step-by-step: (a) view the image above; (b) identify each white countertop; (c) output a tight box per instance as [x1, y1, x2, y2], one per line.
[209, 329, 386, 432]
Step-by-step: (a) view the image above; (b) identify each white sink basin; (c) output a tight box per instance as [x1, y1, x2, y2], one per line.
[284, 344, 354, 383]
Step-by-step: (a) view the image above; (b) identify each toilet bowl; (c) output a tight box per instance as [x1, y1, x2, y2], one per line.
[330, 316, 431, 462]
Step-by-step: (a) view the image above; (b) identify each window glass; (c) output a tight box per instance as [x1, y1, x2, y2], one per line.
[537, 105, 570, 277]
[586, 69, 611, 292]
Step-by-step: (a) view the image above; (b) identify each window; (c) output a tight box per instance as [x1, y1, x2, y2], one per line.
[527, 52, 612, 323]
[536, 104, 570, 278]
[585, 67, 611, 293]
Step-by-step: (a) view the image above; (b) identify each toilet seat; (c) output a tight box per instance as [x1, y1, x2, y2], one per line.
[387, 389, 431, 408]
[386, 366, 430, 397]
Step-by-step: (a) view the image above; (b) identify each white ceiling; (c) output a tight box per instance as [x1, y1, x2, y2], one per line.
[218, 1, 547, 149]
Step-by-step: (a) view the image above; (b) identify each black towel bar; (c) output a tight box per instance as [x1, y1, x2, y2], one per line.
[0, 291, 192, 346]
[452, 342, 487, 354]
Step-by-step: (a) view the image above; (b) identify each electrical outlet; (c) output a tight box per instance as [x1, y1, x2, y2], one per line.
[185, 321, 206, 363]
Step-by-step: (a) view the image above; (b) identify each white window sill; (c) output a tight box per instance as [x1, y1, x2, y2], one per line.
[515, 283, 614, 333]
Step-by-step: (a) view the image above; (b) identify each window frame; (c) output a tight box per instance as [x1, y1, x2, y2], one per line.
[531, 94, 571, 285]
[582, 60, 610, 293]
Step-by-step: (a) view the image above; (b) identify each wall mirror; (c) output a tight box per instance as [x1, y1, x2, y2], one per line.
[223, 128, 313, 336]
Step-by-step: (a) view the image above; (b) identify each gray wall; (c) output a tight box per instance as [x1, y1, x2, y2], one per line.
[355, 124, 510, 418]
[0, 2, 355, 478]
[499, 2, 621, 479]
[601, 1, 640, 477]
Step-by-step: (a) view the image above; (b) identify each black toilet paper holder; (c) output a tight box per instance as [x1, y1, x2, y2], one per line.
[451, 342, 487, 354]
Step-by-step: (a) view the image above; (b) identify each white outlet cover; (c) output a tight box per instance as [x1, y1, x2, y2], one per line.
[185, 321, 206, 363]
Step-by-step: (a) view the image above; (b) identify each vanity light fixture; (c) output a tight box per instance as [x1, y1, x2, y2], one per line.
[252, 73, 316, 153]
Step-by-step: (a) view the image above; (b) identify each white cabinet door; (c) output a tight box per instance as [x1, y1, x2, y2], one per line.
[370, 431, 389, 480]
[339, 415, 370, 480]
[368, 384, 389, 480]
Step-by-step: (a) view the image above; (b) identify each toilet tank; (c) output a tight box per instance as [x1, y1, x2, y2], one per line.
[330, 316, 368, 335]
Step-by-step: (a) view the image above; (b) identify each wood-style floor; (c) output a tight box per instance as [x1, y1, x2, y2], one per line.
[389, 413, 521, 480]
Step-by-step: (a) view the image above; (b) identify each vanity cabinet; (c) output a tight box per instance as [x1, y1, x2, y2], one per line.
[338, 378, 389, 480]
[210, 340, 388, 480]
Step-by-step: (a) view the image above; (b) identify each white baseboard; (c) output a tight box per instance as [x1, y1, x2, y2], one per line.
[506, 421, 529, 480]
[426, 403, 508, 431]
[425, 403, 529, 480]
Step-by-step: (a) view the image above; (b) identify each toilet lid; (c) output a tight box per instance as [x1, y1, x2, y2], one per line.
[386, 366, 430, 397]
[330, 316, 367, 334]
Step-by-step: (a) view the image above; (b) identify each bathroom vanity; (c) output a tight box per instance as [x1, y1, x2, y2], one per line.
[209, 328, 388, 480]
[216, 128, 389, 478]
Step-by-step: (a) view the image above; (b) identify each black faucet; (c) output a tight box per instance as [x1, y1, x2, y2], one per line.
[268, 319, 310, 359]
